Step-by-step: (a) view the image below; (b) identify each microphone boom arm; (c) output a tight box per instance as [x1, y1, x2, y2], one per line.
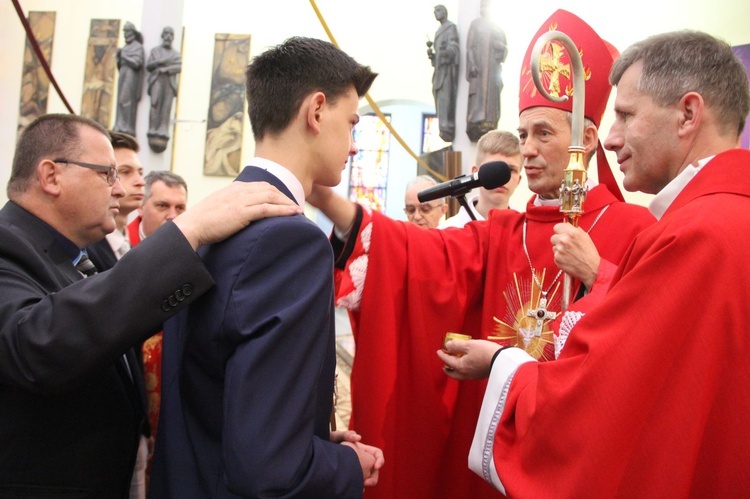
[456, 194, 477, 221]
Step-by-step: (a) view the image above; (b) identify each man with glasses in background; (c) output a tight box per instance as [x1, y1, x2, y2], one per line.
[0, 113, 300, 497]
[403, 175, 448, 228]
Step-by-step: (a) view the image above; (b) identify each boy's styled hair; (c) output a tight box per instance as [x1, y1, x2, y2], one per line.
[245, 37, 377, 140]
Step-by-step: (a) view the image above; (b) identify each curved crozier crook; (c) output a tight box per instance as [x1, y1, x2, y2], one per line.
[530, 31, 585, 150]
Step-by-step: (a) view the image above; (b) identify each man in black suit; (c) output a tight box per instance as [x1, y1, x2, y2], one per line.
[0, 113, 301, 498]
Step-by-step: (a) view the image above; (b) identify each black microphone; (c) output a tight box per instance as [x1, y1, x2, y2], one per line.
[417, 161, 511, 203]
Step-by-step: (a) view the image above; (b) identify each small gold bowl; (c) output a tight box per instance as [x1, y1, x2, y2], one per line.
[443, 332, 471, 357]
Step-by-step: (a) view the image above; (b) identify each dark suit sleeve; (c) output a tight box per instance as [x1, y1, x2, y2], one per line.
[0, 221, 213, 392]
[221, 218, 363, 497]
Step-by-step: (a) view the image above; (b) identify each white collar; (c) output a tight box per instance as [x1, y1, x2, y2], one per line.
[105, 227, 128, 256]
[648, 156, 714, 220]
[250, 157, 305, 207]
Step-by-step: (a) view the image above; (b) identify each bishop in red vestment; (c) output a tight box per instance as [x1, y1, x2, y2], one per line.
[319, 11, 656, 498]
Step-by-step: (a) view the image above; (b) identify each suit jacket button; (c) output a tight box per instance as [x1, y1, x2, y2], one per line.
[175, 289, 185, 301]
[161, 301, 171, 312]
[181, 284, 193, 297]
[168, 295, 178, 307]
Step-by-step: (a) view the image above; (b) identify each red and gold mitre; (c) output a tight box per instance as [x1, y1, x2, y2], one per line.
[519, 9, 624, 200]
[519, 9, 616, 127]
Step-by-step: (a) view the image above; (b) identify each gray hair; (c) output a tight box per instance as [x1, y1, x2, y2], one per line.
[406, 175, 444, 203]
[610, 30, 750, 137]
[407, 175, 438, 190]
[143, 170, 188, 201]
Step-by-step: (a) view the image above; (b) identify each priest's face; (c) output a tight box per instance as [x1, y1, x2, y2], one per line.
[605, 61, 682, 194]
[404, 180, 448, 228]
[518, 107, 572, 200]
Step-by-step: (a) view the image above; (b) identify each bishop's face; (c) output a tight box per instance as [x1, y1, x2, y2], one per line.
[518, 107, 572, 200]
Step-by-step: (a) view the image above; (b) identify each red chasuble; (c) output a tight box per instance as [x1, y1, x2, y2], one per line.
[476, 150, 750, 496]
[334, 185, 654, 498]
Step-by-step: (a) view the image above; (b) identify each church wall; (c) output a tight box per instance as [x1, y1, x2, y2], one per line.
[1, 0, 749, 215]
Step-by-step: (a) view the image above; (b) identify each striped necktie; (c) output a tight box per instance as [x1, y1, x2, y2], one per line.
[75, 251, 97, 277]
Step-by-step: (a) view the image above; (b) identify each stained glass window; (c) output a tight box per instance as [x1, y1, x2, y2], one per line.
[421, 114, 451, 153]
[348, 114, 391, 212]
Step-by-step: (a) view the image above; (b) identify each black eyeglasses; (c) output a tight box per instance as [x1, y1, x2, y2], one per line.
[53, 159, 119, 186]
[404, 203, 443, 217]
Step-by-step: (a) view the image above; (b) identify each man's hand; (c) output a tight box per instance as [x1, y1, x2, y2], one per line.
[173, 181, 302, 250]
[551, 223, 600, 289]
[330, 429, 362, 444]
[437, 339, 501, 381]
[342, 441, 384, 487]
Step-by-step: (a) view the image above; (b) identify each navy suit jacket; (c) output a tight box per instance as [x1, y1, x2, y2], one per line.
[0, 201, 213, 498]
[150, 166, 363, 498]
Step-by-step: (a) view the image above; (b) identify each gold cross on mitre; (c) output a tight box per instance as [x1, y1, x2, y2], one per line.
[538, 41, 570, 98]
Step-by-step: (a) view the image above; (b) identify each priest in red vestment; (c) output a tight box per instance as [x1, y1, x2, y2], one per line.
[311, 10, 655, 498]
[441, 30, 750, 497]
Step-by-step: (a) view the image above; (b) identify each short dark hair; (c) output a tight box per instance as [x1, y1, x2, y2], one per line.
[109, 130, 140, 153]
[143, 170, 188, 201]
[611, 30, 750, 137]
[8, 114, 109, 198]
[245, 36, 377, 140]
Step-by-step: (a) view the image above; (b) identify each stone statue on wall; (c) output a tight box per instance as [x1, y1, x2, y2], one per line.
[146, 26, 182, 152]
[465, 0, 508, 142]
[113, 22, 144, 136]
[427, 4, 459, 143]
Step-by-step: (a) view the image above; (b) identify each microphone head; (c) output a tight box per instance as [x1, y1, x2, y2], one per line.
[477, 161, 511, 189]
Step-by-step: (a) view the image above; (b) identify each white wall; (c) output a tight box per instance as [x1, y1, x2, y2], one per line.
[2, 0, 749, 214]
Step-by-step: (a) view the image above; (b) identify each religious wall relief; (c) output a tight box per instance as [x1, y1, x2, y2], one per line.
[18, 11, 56, 135]
[80, 19, 120, 129]
[204, 34, 250, 176]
